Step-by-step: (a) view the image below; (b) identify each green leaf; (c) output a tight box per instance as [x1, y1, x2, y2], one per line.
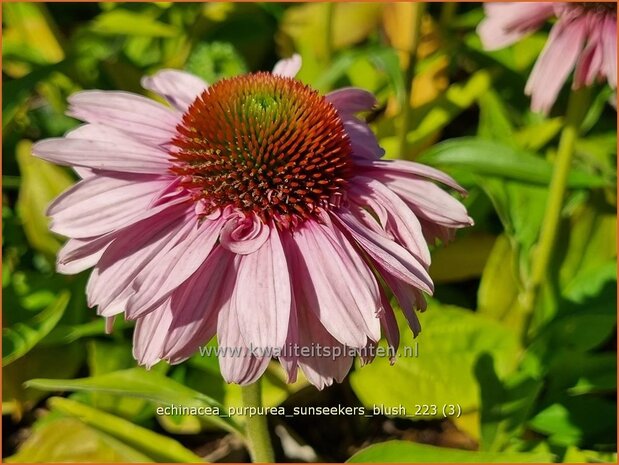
[418, 138, 608, 188]
[547, 351, 616, 397]
[429, 233, 496, 283]
[44, 318, 130, 345]
[16, 140, 74, 256]
[533, 282, 616, 355]
[581, 86, 615, 134]
[480, 178, 548, 279]
[529, 397, 616, 447]
[347, 441, 554, 463]
[6, 417, 153, 462]
[47, 397, 204, 462]
[90, 10, 180, 37]
[477, 235, 520, 323]
[185, 42, 247, 84]
[3, 344, 84, 416]
[312, 45, 403, 98]
[476, 354, 543, 451]
[83, 340, 153, 423]
[350, 302, 521, 418]
[2, 290, 70, 366]
[3, 63, 66, 130]
[26, 367, 242, 435]
[3, 3, 64, 65]
[477, 89, 514, 144]
[514, 118, 563, 152]
[559, 204, 616, 302]
[562, 447, 617, 463]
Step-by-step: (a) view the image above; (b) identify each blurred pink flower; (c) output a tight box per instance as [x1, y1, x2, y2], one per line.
[478, 2, 617, 113]
[33, 55, 472, 389]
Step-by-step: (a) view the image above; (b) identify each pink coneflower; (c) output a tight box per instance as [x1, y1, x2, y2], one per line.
[478, 2, 617, 113]
[33, 55, 472, 389]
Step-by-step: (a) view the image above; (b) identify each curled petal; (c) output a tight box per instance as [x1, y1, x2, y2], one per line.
[350, 176, 431, 267]
[344, 116, 385, 160]
[220, 212, 270, 255]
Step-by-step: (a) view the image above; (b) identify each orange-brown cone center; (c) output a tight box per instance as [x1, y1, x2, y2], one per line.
[171, 72, 353, 228]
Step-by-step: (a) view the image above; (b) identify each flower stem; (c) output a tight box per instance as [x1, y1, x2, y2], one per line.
[522, 87, 591, 326]
[241, 381, 274, 463]
[398, 2, 426, 158]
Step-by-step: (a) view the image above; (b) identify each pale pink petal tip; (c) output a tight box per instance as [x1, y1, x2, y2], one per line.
[141, 69, 208, 112]
[272, 53, 302, 78]
[477, 3, 555, 51]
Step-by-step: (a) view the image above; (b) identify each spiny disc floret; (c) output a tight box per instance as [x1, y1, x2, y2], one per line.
[171, 72, 353, 227]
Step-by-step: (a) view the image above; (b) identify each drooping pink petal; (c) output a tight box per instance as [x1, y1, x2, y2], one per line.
[126, 215, 226, 319]
[47, 174, 172, 237]
[418, 220, 457, 245]
[525, 15, 588, 114]
[32, 128, 170, 174]
[343, 116, 384, 160]
[86, 203, 193, 314]
[217, 296, 271, 385]
[350, 176, 431, 267]
[232, 226, 291, 350]
[162, 248, 234, 363]
[358, 340, 377, 367]
[278, 299, 300, 384]
[477, 2, 555, 50]
[379, 289, 400, 364]
[296, 305, 353, 390]
[334, 209, 434, 295]
[272, 54, 302, 78]
[367, 170, 473, 228]
[56, 237, 110, 275]
[379, 270, 424, 337]
[141, 69, 208, 112]
[355, 159, 467, 194]
[286, 219, 381, 348]
[133, 302, 173, 369]
[327, 88, 376, 115]
[601, 15, 617, 88]
[67, 91, 179, 146]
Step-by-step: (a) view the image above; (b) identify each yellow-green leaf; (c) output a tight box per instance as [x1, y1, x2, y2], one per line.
[16, 140, 74, 256]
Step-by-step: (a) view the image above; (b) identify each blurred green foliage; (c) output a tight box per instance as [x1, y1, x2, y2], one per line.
[2, 2, 616, 463]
